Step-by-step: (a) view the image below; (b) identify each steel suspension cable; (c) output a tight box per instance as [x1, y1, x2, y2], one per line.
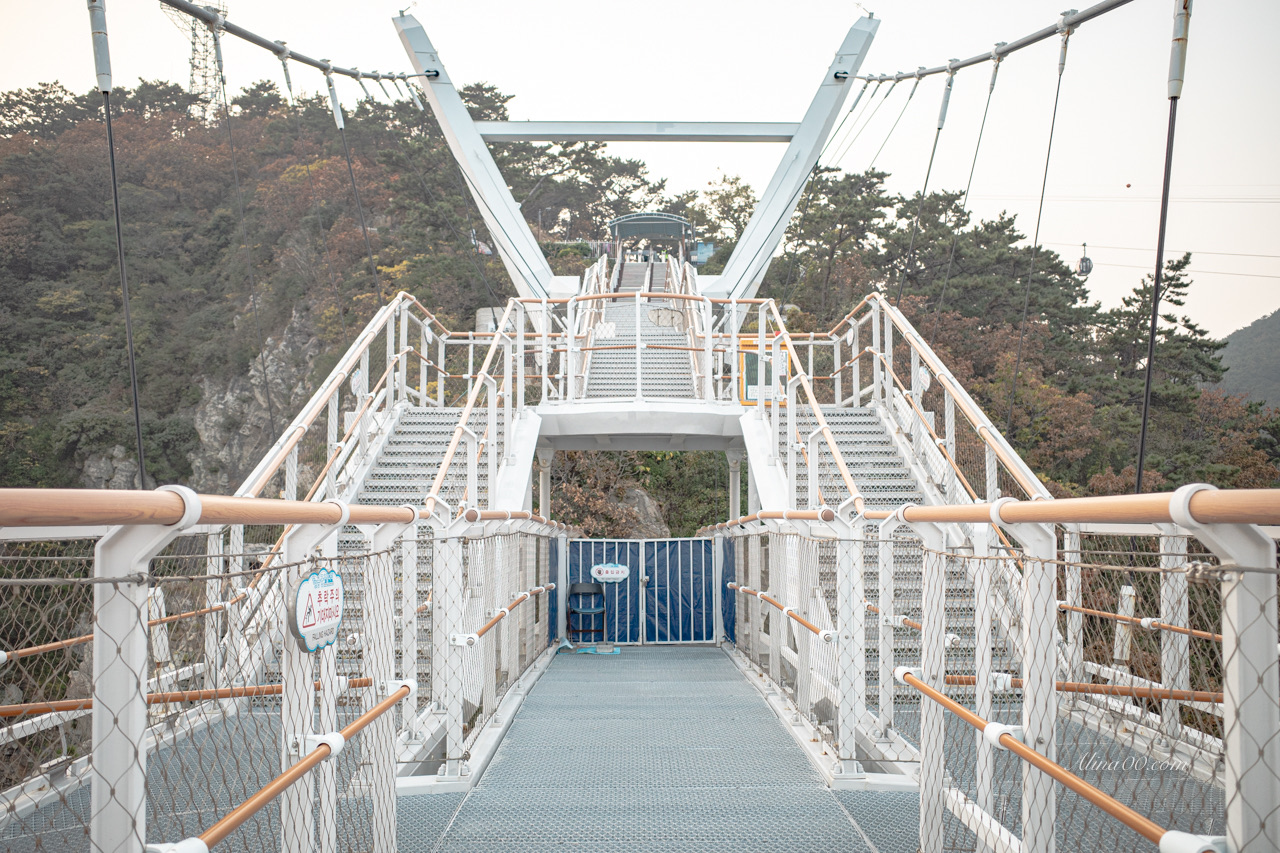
[87, 1, 148, 488]
[829, 79, 889, 168]
[325, 73, 383, 300]
[1005, 27, 1072, 437]
[210, 23, 279, 437]
[278, 57, 348, 342]
[892, 69, 956, 307]
[777, 80, 881, 307]
[724, 79, 898, 310]
[1135, 0, 1192, 494]
[929, 53, 1003, 345]
[868, 73, 923, 169]
[820, 78, 871, 169]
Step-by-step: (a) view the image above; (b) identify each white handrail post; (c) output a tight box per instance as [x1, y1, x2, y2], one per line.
[834, 334, 842, 406]
[883, 308, 894, 412]
[836, 518, 866, 777]
[972, 523, 997, 823]
[398, 304, 409, 405]
[467, 336, 476, 400]
[770, 333, 782, 461]
[767, 533, 782, 687]
[204, 529, 224, 690]
[992, 510, 1057, 853]
[807, 429, 822, 510]
[1169, 484, 1280, 852]
[1114, 585, 1136, 672]
[501, 331, 513, 460]
[435, 529, 467, 777]
[539, 298, 550, 402]
[437, 334, 446, 406]
[876, 516, 899, 740]
[385, 305, 396, 408]
[911, 519, 947, 853]
[634, 292, 643, 402]
[400, 525, 421, 739]
[943, 392, 956, 502]
[870, 304, 882, 406]
[418, 320, 429, 405]
[285, 446, 298, 501]
[1158, 525, 1188, 744]
[747, 535, 763, 660]
[713, 532, 725, 645]
[786, 376, 798, 509]
[851, 319, 860, 405]
[360, 516, 415, 853]
[702, 299, 714, 401]
[483, 375, 497, 507]
[1062, 527, 1083, 687]
[279, 503, 348, 853]
[756, 304, 767, 418]
[516, 301, 527, 415]
[729, 301, 740, 402]
[566, 299, 577, 403]
[90, 486, 201, 853]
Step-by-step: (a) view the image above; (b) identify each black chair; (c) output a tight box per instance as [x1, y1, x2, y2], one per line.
[567, 581, 606, 644]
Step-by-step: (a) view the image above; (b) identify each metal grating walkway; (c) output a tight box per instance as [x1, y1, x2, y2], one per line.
[400, 646, 917, 852]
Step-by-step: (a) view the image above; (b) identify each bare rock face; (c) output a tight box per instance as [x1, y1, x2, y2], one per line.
[189, 308, 323, 494]
[80, 445, 151, 490]
[620, 487, 670, 539]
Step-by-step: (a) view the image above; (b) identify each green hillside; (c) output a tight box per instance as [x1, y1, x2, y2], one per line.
[1221, 309, 1280, 407]
[1, 79, 1276, 532]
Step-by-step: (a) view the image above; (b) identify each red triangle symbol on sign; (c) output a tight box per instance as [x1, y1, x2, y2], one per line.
[301, 594, 316, 628]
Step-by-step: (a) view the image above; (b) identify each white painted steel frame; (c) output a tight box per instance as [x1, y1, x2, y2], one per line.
[393, 15, 554, 299]
[714, 17, 878, 301]
[474, 121, 800, 142]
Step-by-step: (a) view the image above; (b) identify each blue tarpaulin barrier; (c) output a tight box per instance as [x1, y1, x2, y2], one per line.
[557, 539, 733, 645]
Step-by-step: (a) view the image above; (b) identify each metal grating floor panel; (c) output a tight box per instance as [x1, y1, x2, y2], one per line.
[415, 646, 918, 852]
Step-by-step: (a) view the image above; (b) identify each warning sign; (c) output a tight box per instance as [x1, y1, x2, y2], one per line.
[288, 567, 344, 652]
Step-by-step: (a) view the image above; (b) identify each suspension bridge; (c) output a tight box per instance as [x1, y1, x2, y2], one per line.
[1, 1, 1276, 852]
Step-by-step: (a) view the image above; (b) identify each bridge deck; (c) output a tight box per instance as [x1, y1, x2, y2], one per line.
[400, 645, 918, 852]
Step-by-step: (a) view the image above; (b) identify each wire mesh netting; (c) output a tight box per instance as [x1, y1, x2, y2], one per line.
[0, 528, 418, 853]
[721, 520, 1276, 852]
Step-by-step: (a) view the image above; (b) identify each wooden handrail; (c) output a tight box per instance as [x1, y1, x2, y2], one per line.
[729, 583, 830, 640]
[700, 508, 836, 535]
[196, 684, 411, 849]
[878, 489, 1280, 528]
[0, 489, 419, 528]
[899, 671, 1166, 845]
[940, 674, 1222, 703]
[472, 584, 555, 640]
[1058, 602, 1222, 642]
[0, 677, 376, 719]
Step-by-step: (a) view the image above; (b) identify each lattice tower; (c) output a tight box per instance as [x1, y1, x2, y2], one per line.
[161, 1, 227, 121]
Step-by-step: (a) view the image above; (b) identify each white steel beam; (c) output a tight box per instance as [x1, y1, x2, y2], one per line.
[712, 17, 878, 301]
[474, 121, 799, 142]
[393, 15, 554, 299]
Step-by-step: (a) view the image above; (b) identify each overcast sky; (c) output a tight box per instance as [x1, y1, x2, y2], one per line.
[3, 0, 1276, 337]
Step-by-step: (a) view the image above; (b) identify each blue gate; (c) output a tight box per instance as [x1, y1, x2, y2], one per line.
[559, 539, 734, 645]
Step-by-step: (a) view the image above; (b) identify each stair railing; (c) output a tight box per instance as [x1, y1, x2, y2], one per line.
[829, 293, 1051, 506]
[423, 299, 520, 521]
[762, 300, 867, 515]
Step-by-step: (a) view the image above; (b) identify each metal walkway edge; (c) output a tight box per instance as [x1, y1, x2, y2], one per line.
[398, 646, 918, 852]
